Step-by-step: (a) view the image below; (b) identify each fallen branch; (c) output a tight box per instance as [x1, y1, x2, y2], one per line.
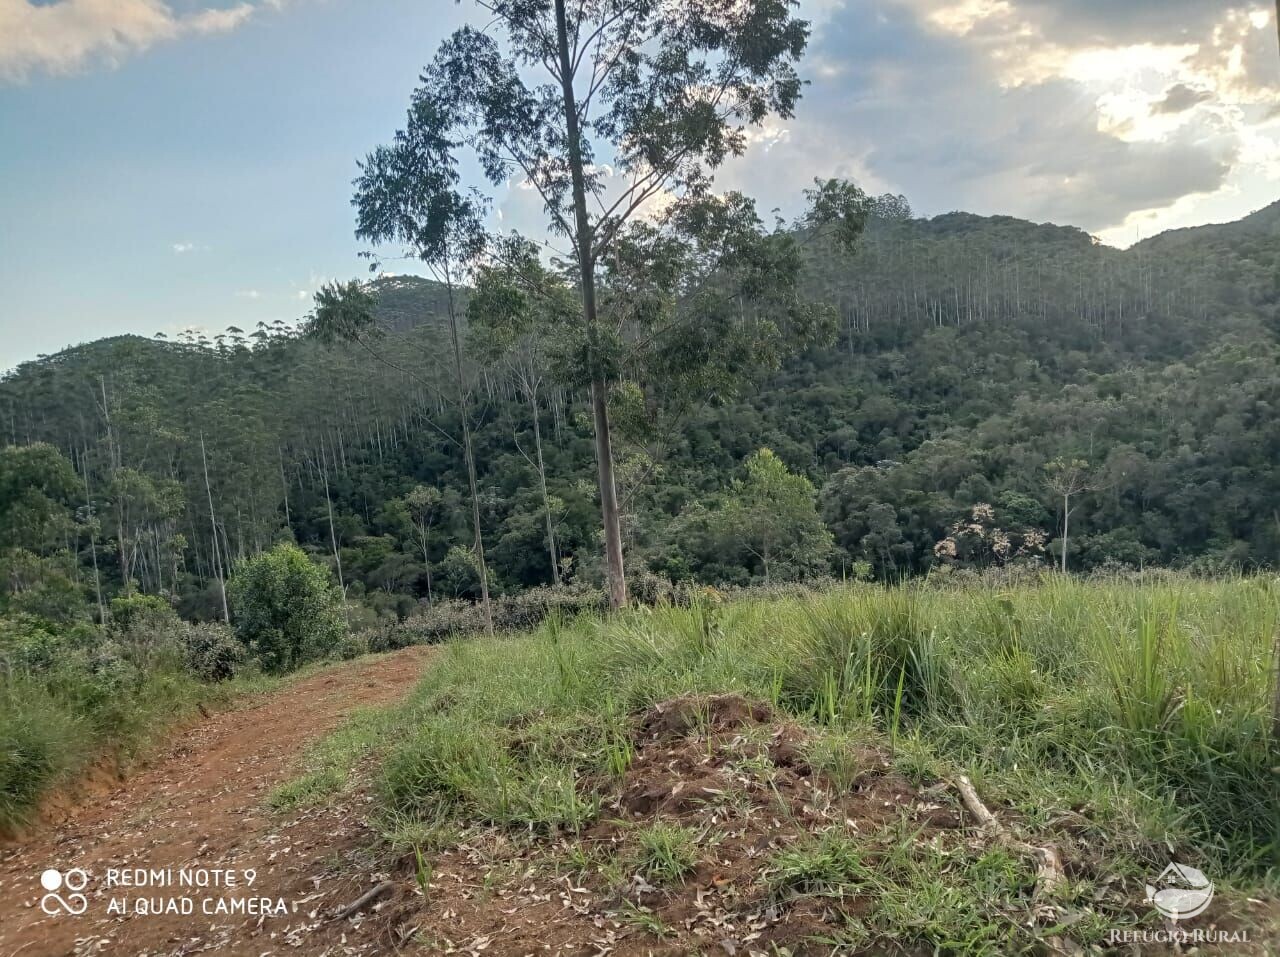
[954, 774, 1064, 898]
[331, 880, 396, 922]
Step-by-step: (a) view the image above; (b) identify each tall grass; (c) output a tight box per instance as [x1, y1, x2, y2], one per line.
[377, 575, 1279, 873]
[0, 618, 277, 833]
[0, 666, 213, 831]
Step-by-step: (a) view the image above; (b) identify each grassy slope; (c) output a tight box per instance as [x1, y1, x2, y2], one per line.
[0, 665, 281, 834]
[280, 577, 1280, 952]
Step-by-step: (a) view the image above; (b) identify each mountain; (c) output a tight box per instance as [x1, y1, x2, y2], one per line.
[2, 201, 1278, 620]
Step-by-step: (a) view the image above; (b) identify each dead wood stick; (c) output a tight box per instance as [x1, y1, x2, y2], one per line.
[954, 774, 1064, 897]
[331, 880, 395, 921]
[955, 774, 998, 829]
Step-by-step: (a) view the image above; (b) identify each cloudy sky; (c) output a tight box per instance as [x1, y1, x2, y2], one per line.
[1, 0, 1277, 372]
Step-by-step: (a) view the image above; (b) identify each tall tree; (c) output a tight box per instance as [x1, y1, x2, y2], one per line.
[403, 484, 446, 604]
[1044, 458, 1097, 573]
[309, 102, 498, 632]
[416, 0, 815, 607]
[469, 237, 575, 586]
[346, 99, 494, 633]
[199, 431, 230, 623]
[717, 447, 832, 582]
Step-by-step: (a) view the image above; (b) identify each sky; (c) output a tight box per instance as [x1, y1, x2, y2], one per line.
[1, 0, 1278, 373]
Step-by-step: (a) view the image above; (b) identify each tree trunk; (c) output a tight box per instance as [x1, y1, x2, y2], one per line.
[83, 452, 105, 624]
[200, 432, 231, 624]
[319, 437, 346, 598]
[1061, 493, 1069, 574]
[116, 500, 131, 596]
[444, 276, 494, 634]
[419, 524, 434, 606]
[278, 445, 291, 527]
[554, 0, 627, 608]
[528, 387, 560, 586]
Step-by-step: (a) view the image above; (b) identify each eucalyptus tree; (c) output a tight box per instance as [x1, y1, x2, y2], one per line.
[468, 236, 575, 585]
[413, 0, 816, 607]
[1044, 457, 1098, 573]
[601, 180, 868, 414]
[403, 484, 447, 604]
[311, 98, 495, 633]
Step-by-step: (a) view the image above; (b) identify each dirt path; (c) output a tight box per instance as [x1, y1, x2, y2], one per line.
[0, 646, 432, 957]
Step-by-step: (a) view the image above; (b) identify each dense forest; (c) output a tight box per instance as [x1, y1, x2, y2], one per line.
[3, 197, 1279, 626]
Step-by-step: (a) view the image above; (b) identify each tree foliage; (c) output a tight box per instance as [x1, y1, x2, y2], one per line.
[227, 543, 345, 673]
[716, 448, 832, 582]
[2, 199, 1278, 624]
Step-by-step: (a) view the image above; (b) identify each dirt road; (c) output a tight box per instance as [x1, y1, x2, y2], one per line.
[0, 646, 432, 957]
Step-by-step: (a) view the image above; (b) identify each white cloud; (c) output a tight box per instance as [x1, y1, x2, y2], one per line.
[171, 241, 207, 253]
[0, 0, 259, 83]
[235, 289, 261, 299]
[717, 0, 1279, 247]
[188, 3, 254, 34]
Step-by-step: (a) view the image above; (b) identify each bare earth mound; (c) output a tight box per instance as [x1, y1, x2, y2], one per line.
[324, 694, 966, 956]
[305, 691, 1274, 956]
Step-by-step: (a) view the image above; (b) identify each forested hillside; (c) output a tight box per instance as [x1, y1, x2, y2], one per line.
[3, 199, 1278, 624]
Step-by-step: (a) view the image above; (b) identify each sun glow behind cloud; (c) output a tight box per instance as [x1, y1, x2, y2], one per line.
[764, 0, 1279, 247]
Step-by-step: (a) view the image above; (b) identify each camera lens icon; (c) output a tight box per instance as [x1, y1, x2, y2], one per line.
[39, 868, 88, 915]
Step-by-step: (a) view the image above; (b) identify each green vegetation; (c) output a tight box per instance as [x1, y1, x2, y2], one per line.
[265, 705, 402, 812]
[4, 199, 1280, 638]
[633, 822, 700, 885]
[293, 577, 1278, 951]
[0, 448, 352, 830]
[8, 0, 1278, 631]
[5, 3, 1276, 946]
[228, 543, 346, 673]
[0, 600, 275, 832]
[766, 830, 864, 899]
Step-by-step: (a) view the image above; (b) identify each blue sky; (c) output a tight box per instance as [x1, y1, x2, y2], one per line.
[2, 0, 1278, 372]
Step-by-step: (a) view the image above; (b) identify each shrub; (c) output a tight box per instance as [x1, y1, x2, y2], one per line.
[228, 544, 346, 673]
[0, 614, 69, 674]
[181, 622, 247, 682]
[0, 608, 212, 832]
[108, 594, 185, 671]
[361, 620, 418, 654]
[108, 593, 175, 633]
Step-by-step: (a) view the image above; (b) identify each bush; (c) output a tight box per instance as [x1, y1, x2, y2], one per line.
[0, 606, 215, 832]
[0, 614, 72, 674]
[108, 593, 175, 633]
[181, 622, 247, 682]
[108, 594, 185, 671]
[366, 584, 606, 647]
[228, 544, 346, 673]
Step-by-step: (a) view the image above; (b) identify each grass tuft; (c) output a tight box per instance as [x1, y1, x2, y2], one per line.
[633, 822, 700, 885]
